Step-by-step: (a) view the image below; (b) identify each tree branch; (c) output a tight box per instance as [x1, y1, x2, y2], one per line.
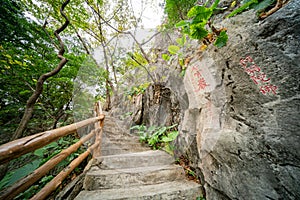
[12, 0, 71, 140]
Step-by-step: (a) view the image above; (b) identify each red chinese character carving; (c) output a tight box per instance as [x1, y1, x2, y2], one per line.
[196, 77, 209, 91]
[191, 66, 198, 71]
[240, 56, 254, 67]
[260, 84, 278, 95]
[194, 70, 202, 78]
[239, 59, 247, 67]
[245, 64, 261, 75]
[191, 66, 203, 78]
[250, 73, 270, 84]
[245, 56, 254, 63]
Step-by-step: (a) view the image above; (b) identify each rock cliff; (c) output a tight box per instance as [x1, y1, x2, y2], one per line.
[110, 1, 300, 199]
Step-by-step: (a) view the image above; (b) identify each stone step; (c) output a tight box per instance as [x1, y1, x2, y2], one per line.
[102, 141, 146, 149]
[102, 131, 138, 140]
[101, 147, 150, 156]
[97, 150, 174, 169]
[75, 181, 202, 200]
[84, 164, 185, 190]
[102, 137, 140, 144]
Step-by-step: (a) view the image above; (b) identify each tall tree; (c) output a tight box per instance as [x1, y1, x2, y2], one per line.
[12, 0, 71, 140]
[0, 0, 74, 180]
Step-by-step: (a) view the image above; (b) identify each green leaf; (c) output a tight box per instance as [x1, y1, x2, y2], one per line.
[19, 90, 31, 96]
[14, 60, 23, 66]
[164, 143, 175, 155]
[176, 36, 187, 47]
[161, 131, 179, 142]
[252, 0, 275, 11]
[6, 159, 41, 187]
[188, 6, 213, 23]
[214, 30, 228, 48]
[166, 124, 178, 130]
[4, 54, 12, 59]
[179, 58, 184, 67]
[0, 172, 13, 189]
[227, 0, 258, 18]
[40, 175, 53, 184]
[162, 54, 171, 61]
[168, 45, 180, 55]
[156, 126, 167, 136]
[175, 20, 189, 28]
[190, 24, 208, 40]
[34, 148, 45, 157]
[148, 126, 158, 134]
[210, 0, 221, 10]
[44, 142, 59, 149]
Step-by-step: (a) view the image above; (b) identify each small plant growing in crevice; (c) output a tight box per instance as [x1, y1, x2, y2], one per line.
[130, 124, 179, 154]
[175, 0, 228, 48]
[175, 155, 200, 184]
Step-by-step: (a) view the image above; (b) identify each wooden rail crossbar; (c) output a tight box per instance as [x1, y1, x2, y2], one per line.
[0, 102, 105, 200]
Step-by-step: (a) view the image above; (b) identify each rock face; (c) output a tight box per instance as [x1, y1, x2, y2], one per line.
[179, 1, 300, 199]
[110, 1, 300, 199]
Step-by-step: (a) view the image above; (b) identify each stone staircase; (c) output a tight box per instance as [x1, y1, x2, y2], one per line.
[74, 116, 202, 200]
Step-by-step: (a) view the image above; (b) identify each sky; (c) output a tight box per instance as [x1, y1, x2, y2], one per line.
[131, 0, 165, 28]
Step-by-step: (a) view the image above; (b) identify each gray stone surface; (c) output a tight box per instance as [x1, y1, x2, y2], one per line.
[84, 165, 185, 190]
[75, 181, 201, 200]
[96, 150, 175, 169]
[179, 1, 300, 199]
[101, 116, 150, 156]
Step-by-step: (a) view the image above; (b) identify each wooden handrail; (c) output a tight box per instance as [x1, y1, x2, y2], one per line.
[0, 115, 104, 165]
[0, 102, 105, 200]
[31, 142, 100, 200]
[0, 128, 100, 200]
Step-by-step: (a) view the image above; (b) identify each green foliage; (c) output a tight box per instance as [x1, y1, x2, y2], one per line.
[187, 5, 213, 19]
[0, 134, 86, 199]
[164, 0, 197, 27]
[130, 124, 179, 154]
[162, 54, 171, 61]
[120, 111, 133, 120]
[227, 0, 276, 18]
[126, 52, 149, 67]
[214, 30, 228, 48]
[252, 0, 276, 12]
[196, 196, 206, 200]
[0, 159, 41, 189]
[164, 35, 188, 76]
[125, 82, 150, 100]
[175, 0, 228, 48]
[0, 0, 87, 141]
[227, 0, 258, 17]
[168, 45, 181, 55]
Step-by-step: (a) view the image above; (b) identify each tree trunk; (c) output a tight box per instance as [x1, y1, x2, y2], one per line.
[0, 0, 71, 182]
[12, 0, 70, 140]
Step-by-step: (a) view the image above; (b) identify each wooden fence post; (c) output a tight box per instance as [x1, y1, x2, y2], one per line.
[93, 101, 104, 157]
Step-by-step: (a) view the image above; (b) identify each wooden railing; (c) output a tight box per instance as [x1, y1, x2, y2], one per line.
[0, 102, 105, 200]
